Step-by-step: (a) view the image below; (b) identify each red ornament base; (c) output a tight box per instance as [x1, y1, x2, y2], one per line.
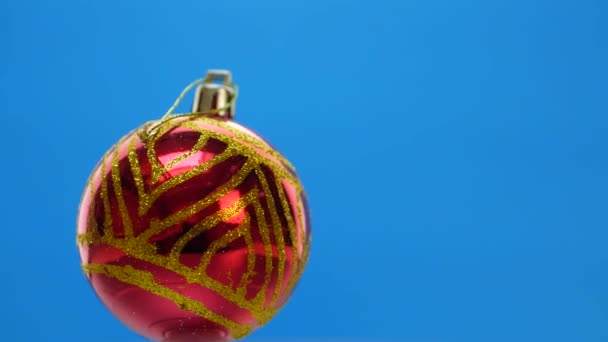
[77, 116, 310, 341]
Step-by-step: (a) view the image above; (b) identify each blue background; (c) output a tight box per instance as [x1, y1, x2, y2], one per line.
[1, 0, 607, 341]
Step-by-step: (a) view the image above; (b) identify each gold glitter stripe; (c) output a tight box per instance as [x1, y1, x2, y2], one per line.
[248, 198, 274, 324]
[255, 167, 286, 307]
[146, 118, 212, 184]
[100, 153, 113, 233]
[112, 140, 134, 238]
[82, 263, 252, 339]
[131, 136, 238, 216]
[205, 128, 302, 194]
[170, 189, 258, 261]
[197, 217, 250, 283]
[278, 235, 311, 313]
[147, 120, 176, 183]
[274, 178, 301, 299]
[164, 133, 208, 172]
[86, 173, 96, 224]
[275, 179, 300, 253]
[180, 120, 302, 194]
[92, 183, 277, 319]
[145, 150, 237, 213]
[236, 218, 256, 297]
[283, 237, 309, 307]
[77, 231, 95, 246]
[173, 118, 295, 172]
[200, 118, 296, 172]
[93, 235, 260, 315]
[127, 136, 149, 216]
[286, 204, 311, 300]
[129, 119, 302, 218]
[138, 159, 255, 242]
[77, 176, 101, 246]
[78, 192, 299, 324]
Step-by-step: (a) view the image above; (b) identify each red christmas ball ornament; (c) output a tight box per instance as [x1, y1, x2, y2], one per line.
[76, 71, 311, 342]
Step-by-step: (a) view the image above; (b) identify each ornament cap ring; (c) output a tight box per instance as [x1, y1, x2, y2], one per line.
[192, 69, 236, 118]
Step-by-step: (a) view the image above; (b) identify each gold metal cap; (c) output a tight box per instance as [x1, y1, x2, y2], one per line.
[192, 70, 236, 119]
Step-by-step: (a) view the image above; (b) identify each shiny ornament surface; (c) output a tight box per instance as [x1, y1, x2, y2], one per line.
[77, 110, 311, 341]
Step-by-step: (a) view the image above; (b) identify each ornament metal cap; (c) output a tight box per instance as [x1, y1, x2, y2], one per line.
[192, 69, 236, 119]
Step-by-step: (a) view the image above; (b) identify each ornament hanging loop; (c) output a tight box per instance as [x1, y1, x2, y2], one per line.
[142, 70, 238, 143]
[192, 69, 236, 119]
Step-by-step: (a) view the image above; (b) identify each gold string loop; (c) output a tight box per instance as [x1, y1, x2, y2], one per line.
[139, 78, 239, 143]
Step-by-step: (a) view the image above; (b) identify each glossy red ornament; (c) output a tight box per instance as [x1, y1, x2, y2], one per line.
[76, 72, 311, 342]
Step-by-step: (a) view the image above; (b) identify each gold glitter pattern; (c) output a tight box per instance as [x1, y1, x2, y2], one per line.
[78, 116, 311, 339]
